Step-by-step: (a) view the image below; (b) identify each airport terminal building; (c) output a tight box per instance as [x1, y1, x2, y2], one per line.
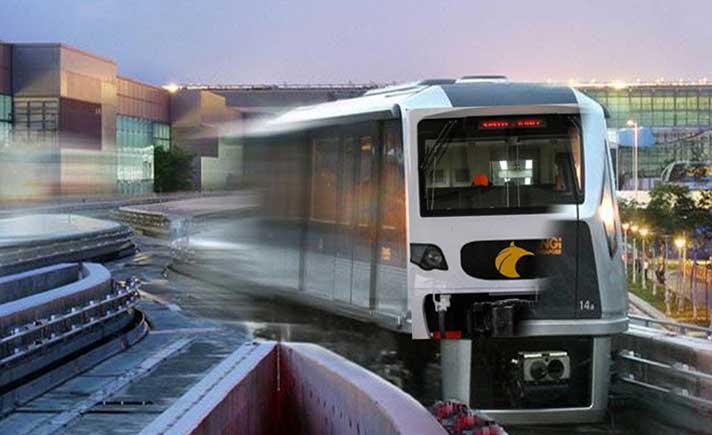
[1, 39, 710, 199]
[578, 83, 712, 189]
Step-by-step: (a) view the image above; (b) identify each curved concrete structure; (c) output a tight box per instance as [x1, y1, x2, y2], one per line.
[0, 214, 121, 247]
[0, 262, 111, 334]
[142, 341, 447, 435]
[0, 215, 134, 277]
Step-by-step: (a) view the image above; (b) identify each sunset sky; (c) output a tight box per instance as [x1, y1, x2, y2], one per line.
[1, 0, 710, 86]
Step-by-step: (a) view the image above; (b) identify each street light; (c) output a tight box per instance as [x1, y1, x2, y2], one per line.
[674, 237, 686, 250]
[626, 120, 639, 201]
[631, 225, 639, 284]
[639, 227, 650, 289]
[674, 237, 687, 313]
[622, 222, 631, 274]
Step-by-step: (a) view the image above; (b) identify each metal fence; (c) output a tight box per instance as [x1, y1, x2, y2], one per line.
[629, 314, 712, 339]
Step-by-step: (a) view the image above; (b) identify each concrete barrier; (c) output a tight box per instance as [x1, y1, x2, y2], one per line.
[142, 342, 447, 435]
[0, 263, 80, 304]
[617, 326, 712, 397]
[0, 262, 112, 335]
[0, 215, 135, 277]
[614, 325, 712, 433]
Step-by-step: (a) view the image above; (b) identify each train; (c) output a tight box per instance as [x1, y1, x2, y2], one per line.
[242, 77, 628, 424]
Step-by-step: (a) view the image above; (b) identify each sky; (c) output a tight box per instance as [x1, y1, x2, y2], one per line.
[1, 0, 711, 86]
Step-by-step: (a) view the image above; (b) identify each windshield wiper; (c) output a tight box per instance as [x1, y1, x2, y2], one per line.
[420, 120, 458, 209]
[419, 120, 458, 172]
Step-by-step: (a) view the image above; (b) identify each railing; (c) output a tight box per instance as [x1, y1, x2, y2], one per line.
[628, 314, 712, 339]
[0, 284, 139, 365]
[616, 349, 712, 409]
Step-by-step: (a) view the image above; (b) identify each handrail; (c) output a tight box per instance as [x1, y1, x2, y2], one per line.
[0, 289, 138, 355]
[628, 314, 712, 339]
[618, 350, 712, 383]
[617, 349, 712, 410]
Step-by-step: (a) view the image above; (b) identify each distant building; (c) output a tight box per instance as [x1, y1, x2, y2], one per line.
[0, 40, 375, 199]
[0, 42, 172, 198]
[577, 82, 712, 190]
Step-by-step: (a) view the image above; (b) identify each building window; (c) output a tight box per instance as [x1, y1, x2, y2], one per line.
[153, 122, 170, 150]
[116, 115, 159, 194]
[13, 98, 59, 145]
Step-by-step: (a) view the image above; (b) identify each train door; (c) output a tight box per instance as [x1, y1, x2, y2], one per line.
[351, 123, 379, 308]
[303, 129, 339, 298]
[374, 120, 408, 314]
[333, 130, 357, 303]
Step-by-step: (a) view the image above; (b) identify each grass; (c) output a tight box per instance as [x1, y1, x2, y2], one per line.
[626, 271, 710, 325]
[627, 275, 668, 314]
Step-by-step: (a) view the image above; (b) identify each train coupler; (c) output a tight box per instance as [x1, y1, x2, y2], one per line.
[468, 298, 532, 337]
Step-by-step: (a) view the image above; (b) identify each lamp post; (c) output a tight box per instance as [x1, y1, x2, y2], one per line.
[626, 120, 639, 200]
[631, 224, 639, 284]
[639, 227, 650, 290]
[622, 222, 630, 274]
[675, 237, 686, 313]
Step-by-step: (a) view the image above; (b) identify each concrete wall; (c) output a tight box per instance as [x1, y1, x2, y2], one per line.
[59, 45, 118, 194]
[200, 140, 242, 190]
[12, 44, 61, 97]
[117, 76, 170, 123]
[0, 263, 80, 305]
[141, 342, 447, 435]
[0, 262, 112, 335]
[171, 89, 244, 190]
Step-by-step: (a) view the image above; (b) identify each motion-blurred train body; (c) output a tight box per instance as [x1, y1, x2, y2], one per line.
[243, 78, 627, 422]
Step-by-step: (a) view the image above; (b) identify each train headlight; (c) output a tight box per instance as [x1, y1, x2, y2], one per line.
[519, 351, 570, 384]
[599, 169, 619, 257]
[410, 244, 449, 271]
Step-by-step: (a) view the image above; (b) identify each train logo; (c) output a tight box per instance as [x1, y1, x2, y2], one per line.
[537, 237, 563, 256]
[495, 242, 535, 278]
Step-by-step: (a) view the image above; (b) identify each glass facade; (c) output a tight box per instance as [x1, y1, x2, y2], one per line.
[153, 122, 170, 150]
[580, 85, 712, 189]
[116, 115, 170, 194]
[0, 95, 10, 149]
[12, 98, 59, 145]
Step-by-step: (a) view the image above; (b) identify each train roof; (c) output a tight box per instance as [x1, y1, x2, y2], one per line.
[253, 81, 586, 135]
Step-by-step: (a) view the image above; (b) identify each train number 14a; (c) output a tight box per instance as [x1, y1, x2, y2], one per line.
[579, 300, 595, 311]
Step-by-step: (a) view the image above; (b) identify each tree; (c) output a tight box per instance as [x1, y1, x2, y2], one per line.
[645, 183, 699, 237]
[154, 146, 195, 193]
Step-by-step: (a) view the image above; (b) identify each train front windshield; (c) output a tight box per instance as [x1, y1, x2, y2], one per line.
[418, 114, 583, 216]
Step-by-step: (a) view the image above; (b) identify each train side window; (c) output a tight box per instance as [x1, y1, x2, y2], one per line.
[381, 123, 405, 232]
[339, 136, 355, 225]
[311, 134, 339, 223]
[357, 135, 374, 226]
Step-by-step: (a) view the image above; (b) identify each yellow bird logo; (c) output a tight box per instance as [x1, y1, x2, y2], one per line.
[495, 242, 534, 278]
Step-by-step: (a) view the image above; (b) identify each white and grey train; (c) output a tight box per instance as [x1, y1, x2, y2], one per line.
[243, 77, 627, 423]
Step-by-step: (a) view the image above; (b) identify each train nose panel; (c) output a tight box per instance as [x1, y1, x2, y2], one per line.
[460, 239, 545, 280]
